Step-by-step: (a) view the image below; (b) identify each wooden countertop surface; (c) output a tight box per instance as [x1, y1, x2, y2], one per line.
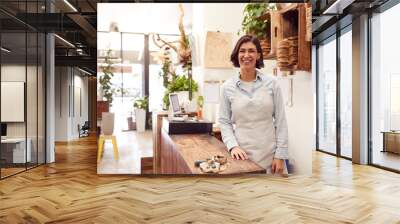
[168, 134, 266, 174]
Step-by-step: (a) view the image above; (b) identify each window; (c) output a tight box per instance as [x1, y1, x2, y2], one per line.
[0, 2, 46, 179]
[339, 27, 352, 158]
[148, 34, 181, 111]
[316, 25, 353, 159]
[317, 36, 337, 154]
[370, 3, 400, 171]
[97, 32, 145, 132]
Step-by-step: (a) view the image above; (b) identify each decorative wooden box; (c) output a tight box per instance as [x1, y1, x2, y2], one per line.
[262, 3, 311, 72]
[279, 3, 311, 71]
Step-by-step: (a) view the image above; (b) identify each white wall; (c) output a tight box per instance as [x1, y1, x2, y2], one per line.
[191, 4, 313, 175]
[275, 72, 314, 175]
[1, 65, 26, 138]
[261, 62, 313, 175]
[55, 67, 69, 141]
[55, 67, 89, 141]
[192, 3, 245, 123]
[1, 64, 46, 164]
[1, 65, 39, 138]
[72, 73, 89, 138]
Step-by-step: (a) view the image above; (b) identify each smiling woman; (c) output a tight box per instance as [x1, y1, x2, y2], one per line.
[219, 35, 289, 175]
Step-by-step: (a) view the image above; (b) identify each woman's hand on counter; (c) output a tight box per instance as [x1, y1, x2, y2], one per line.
[271, 159, 284, 174]
[230, 147, 248, 160]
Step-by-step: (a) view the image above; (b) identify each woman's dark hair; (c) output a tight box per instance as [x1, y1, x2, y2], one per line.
[230, 35, 264, 69]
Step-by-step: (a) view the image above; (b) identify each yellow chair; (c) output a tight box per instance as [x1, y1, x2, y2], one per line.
[97, 112, 118, 162]
[97, 135, 118, 162]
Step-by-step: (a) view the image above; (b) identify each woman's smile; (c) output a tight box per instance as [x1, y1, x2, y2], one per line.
[241, 57, 254, 65]
[238, 42, 260, 68]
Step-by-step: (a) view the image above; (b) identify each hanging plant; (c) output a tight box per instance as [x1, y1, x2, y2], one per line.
[152, 4, 194, 100]
[152, 46, 177, 88]
[239, 3, 278, 39]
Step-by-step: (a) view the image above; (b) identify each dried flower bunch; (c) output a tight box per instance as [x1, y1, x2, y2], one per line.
[151, 3, 197, 107]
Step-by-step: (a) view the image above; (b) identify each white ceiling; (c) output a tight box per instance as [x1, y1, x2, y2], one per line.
[97, 3, 192, 35]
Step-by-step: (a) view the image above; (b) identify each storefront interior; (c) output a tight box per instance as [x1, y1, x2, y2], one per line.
[313, 0, 400, 172]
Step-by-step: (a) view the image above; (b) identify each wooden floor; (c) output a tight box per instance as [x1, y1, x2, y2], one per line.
[1, 167, 26, 178]
[97, 130, 153, 174]
[372, 150, 400, 171]
[1, 135, 400, 223]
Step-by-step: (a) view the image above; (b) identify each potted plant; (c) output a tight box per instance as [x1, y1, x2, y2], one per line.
[99, 49, 115, 105]
[134, 96, 148, 132]
[163, 75, 198, 109]
[239, 3, 277, 57]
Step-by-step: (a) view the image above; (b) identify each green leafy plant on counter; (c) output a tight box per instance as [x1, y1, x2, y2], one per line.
[239, 3, 277, 39]
[133, 96, 149, 110]
[163, 75, 198, 108]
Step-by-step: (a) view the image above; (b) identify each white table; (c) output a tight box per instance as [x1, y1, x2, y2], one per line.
[1, 138, 32, 163]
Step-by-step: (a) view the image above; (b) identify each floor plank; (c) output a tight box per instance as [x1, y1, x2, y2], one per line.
[0, 135, 399, 223]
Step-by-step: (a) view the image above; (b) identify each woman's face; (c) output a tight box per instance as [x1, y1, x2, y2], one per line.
[238, 41, 260, 69]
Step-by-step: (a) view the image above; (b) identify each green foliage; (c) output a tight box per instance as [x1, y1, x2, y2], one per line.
[99, 49, 115, 104]
[158, 47, 176, 88]
[239, 3, 277, 39]
[115, 87, 129, 96]
[134, 96, 149, 110]
[163, 75, 198, 107]
[160, 60, 172, 88]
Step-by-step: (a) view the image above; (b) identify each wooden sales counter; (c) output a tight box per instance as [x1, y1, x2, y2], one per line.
[160, 130, 265, 174]
[152, 112, 265, 174]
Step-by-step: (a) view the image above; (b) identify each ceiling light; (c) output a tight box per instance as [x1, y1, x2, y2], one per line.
[1, 47, 11, 53]
[54, 34, 75, 48]
[63, 0, 78, 12]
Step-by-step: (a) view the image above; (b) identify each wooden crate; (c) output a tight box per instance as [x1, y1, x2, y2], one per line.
[268, 10, 283, 59]
[265, 3, 311, 72]
[279, 3, 311, 71]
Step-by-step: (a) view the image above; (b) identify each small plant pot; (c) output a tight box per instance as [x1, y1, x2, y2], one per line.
[135, 109, 146, 132]
[127, 117, 136, 130]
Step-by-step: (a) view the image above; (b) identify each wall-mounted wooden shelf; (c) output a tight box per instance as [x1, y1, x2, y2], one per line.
[262, 3, 311, 72]
[259, 12, 271, 59]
